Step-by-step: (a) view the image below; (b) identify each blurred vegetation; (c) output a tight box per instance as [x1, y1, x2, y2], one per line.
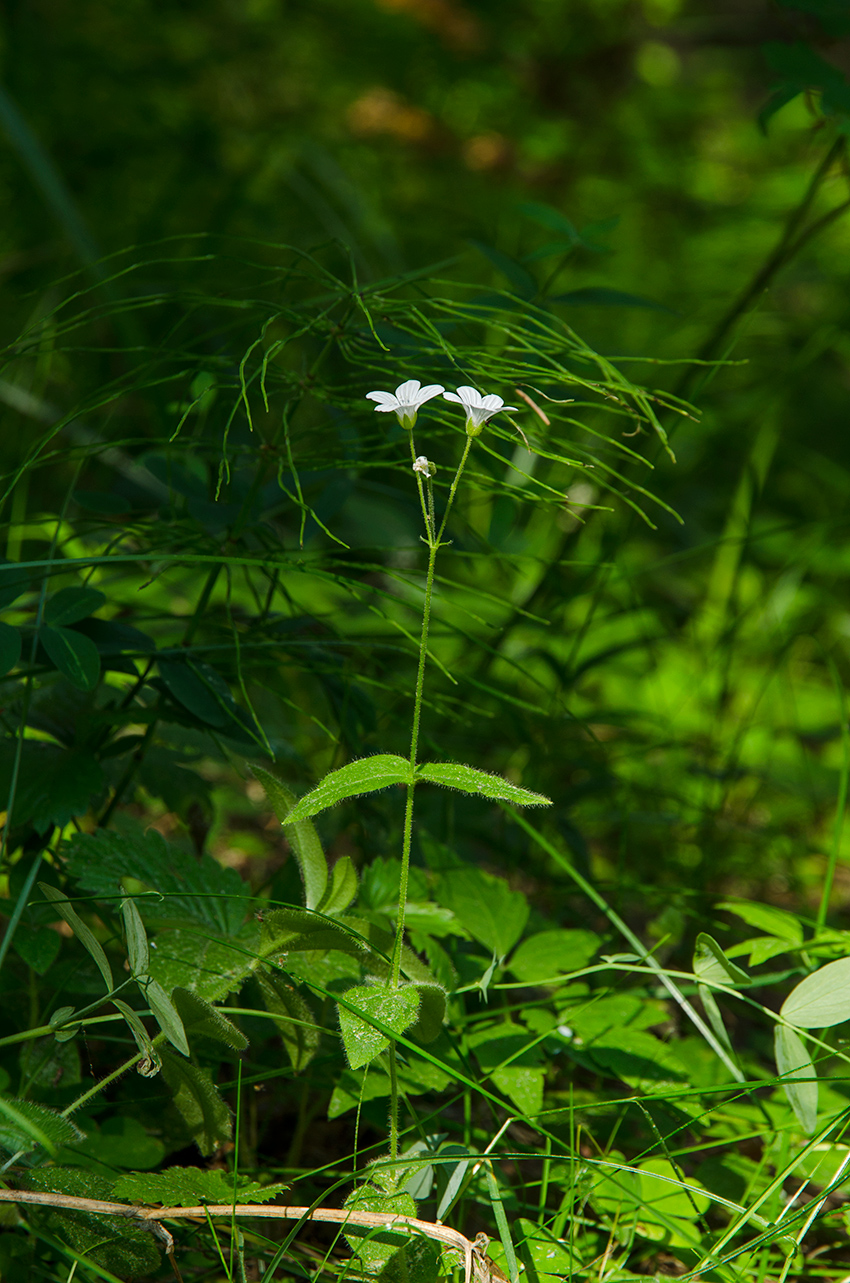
[4, 0, 850, 1280]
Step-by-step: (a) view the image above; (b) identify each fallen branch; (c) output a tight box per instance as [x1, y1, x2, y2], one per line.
[0, 1188, 507, 1282]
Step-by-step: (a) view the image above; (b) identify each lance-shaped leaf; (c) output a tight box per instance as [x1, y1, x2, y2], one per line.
[171, 987, 248, 1051]
[39, 883, 113, 994]
[338, 983, 421, 1070]
[284, 755, 413, 823]
[0, 1096, 83, 1155]
[159, 1051, 231, 1156]
[317, 855, 358, 915]
[416, 762, 551, 807]
[121, 897, 149, 976]
[693, 933, 748, 987]
[139, 976, 190, 1057]
[261, 906, 373, 960]
[775, 1024, 818, 1134]
[251, 765, 328, 909]
[111, 998, 161, 1076]
[256, 970, 320, 1071]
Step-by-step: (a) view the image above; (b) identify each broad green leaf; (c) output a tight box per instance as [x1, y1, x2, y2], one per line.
[515, 1219, 575, 1279]
[338, 983, 420, 1070]
[24, 1167, 160, 1276]
[139, 976, 189, 1056]
[13, 924, 61, 974]
[171, 987, 248, 1051]
[158, 656, 232, 727]
[407, 983, 446, 1043]
[343, 1185, 418, 1272]
[71, 1116, 164, 1170]
[638, 1158, 710, 1223]
[19, 1036, 80, 1097]
[0, 742, 104, 830]
[0, 1096, 82, 1155]
[284, 755, 413, 823]
[469, 1022, 544, 1115]
[586, 1029, 690, 1098]
[718, 899, 803, 945]
[775, 1024, 818, 1134]
[435, 866, 529, 958]
[0, 620, 21, 675]
[262, 906, 371, 960]
[160, 1050, 231, 1155]
[509, 929, 600, 983]
[121, 896, 149, 976]
[148, 923, 261, 1001]
[781, 957, 850, 1027]
[377, 1238, 442, 1282]
[41, 624, 101, 690]
[256, 970, 319, 1071]
[113, 1166, 287, 1206]
[317, 855, 359, 915]
[416, 762, 551, 808]
[251, 764, 327, 908]
[67, 827, 250, 935]
[43, 586, 106, 627]
[693, 933, 748, 987]
[39, 882, 113, 993]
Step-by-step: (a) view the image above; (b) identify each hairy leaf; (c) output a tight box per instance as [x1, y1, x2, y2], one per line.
[251, 764, 328, 908]
[113, 1166, 287, 1205]
[256, 970, 320, 1071]
[284, 754, 413, 823]
[416, 762, 551, 807]
[171, 987, 248, 1051]
[338, 983, 421, 1070]
[24, 1167, 160, 1276]
[0, 1097, 82, 1155]
[160, 1050, 231, 1155]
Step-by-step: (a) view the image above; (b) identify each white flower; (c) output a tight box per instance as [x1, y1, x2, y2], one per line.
[442, 385, 518, 437]
[365, 378, 445, 429]
[412, 455, 436, 477]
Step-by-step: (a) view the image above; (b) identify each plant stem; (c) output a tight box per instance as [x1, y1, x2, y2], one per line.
[387, 1044, 400, 1163]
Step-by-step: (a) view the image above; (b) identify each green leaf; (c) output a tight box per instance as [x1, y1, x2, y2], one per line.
[317, 855, 359, 915]
[378, 1238, 442, 1283]
[693, 933, 749, 987]
[41, 624, 101, 690]
[696, 983, 735, 1058]
[0, 742, 104, 830]
[110, 997, 160, 1075]
[256, 970, 320, 1071]
[338, 983, 420, 1070]
[159, 1050, 231, 1156]
[70, 1116, 164, 1170]
[509, 929, 600, 983]
[469, 1022, 544, 1115]
[407, 983, 446, 1043]
[551, 286, 675, 312]
[519, 201, 580, 241]
[775, 1024, 818, 1134]
[0, 559, 30, 610]
[251, 764, 328, 908]
[262, 906, 371, 959]
[39, 882, 113, 993]
[718, 898, 803, 944]
[0, 621, 21, 675]
[121, 896, 149, 975]
[416, 762, 551, 807]
[147, 923, 261, 1002]
[171, 987, 248, 1051]
[19, 1036, 80, 1099]
[435, 866, 529, 958]
[0, 1097, 82, 1156]
[284, 755, 413, 823]
[781, 956, 850, 1027]
[43, 585, 106, 626]
[24, 1167, 160, 1276]
[343, 1185, 418, 1272]
[638, 1158, 710, 1224]
[113, 1166, 287, 1205]
[469, 238, 537, 298]
[13, 924, 61, 974]
[66, 826, 250, 934]
[138, 975, 189, 1056]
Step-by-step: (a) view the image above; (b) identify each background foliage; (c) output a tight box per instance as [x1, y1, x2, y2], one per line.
[4, 1, 850, 1280]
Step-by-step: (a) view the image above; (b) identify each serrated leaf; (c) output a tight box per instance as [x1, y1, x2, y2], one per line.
[24, 1167, 160, 1276]
[251, 765, 328, 908]
[121, 896, 149, 975]
[43, 586, 106, 627]
[0, 621, 21, 676]
[138, 975, 189, 1056]
[66, 827, 250, 935]
[416, 762, 551, 807]
[436, 866, 529, 958]
[113, 1166, 287, 1206]
[509, 929, 600, 983]
[147, 923, 261, 1002]
[0, 1096, 82, 1155]
[781, 956, 850, 1028]
[39, 883, 113, 994]
[0, 742, 103, 831]
[284, 755, 413, 823]
[41, 624, 101, 691]
[160, 1050, 231, 1155]
[775, 1025, 818, 1134]
[343, 1186, 418, 1271]
[317, 855, 358, 915]
[338, 983, 420, 1070]
[171, 987, 248, 1051]
[693, 933, 749, 987]
[256, 970, 319, 1071]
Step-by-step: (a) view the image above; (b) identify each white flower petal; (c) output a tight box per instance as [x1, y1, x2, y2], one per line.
[480, 394, 504, 412]
[442, 391, 464, 404]
[366, 391, 399, 407]
[416, 384, 445, 403]
[455, 385, 484, 407]
[395, 379, 422, 403]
